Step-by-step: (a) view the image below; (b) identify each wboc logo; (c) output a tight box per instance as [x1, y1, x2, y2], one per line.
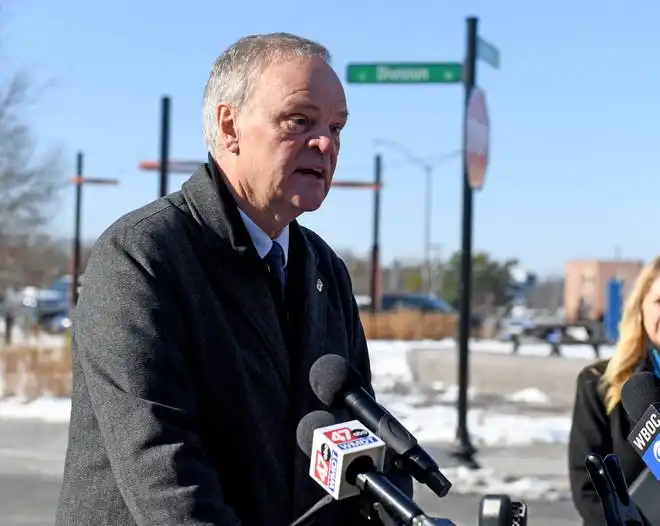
[653, 441, 660, 463]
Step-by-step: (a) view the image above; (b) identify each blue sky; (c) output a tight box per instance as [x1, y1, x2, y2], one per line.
[4, 1, 659, 276]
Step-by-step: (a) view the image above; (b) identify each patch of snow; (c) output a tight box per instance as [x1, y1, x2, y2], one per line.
[0, 396, 71, 423]
[441, 466, 567, 501]
[505, 388, 550, 405]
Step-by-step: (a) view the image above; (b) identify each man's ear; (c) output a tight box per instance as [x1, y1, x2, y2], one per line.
[217, 103, 240, 154]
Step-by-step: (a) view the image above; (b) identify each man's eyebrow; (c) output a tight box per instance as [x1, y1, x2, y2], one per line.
[285, 102, 349, 120]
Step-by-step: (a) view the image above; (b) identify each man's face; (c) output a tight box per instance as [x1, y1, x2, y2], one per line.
[221, 56, 347, 220]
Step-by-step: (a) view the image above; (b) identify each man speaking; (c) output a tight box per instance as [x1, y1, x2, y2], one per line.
[55, 33, 410, 525]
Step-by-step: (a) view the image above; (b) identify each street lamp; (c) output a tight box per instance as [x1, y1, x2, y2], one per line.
[374, 139, 460, 294]
[71, 151, 119, 305]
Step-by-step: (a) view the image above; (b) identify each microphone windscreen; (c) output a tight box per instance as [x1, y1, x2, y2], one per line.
[296, 410, 337, 457]
[309, 354, 363, 406]
[621, 371, 660, 423]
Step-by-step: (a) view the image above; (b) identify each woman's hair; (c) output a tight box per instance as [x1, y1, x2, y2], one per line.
[601, 256, 660, 413]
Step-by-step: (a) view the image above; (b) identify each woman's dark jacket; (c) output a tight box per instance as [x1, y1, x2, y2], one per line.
[568, 353, 652, 525]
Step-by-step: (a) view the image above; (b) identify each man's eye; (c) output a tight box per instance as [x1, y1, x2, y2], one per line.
[285, 115, 309, 130]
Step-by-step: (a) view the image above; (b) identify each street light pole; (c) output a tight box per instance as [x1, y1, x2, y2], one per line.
[374, 139, 459, 294]
[423, 165, 433, 293]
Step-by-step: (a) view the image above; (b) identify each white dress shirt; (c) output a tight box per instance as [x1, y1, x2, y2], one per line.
[238, 208, 289, 267]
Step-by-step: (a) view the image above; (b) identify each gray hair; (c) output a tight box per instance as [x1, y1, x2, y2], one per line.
[202, 32, 331, 155]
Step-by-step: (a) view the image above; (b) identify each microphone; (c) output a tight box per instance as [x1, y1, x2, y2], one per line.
[621, 372, 660, 478]
[295, 410, 456, 526]
[620, 371, 660, 524]
[309, 354, 452, 498]
[584, 453, 644, 525]
[299, 410, 388, 500]
[478, 495, 528, 526]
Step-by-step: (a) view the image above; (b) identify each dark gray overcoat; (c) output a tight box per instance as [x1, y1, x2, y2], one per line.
[55, 157, 410, 525]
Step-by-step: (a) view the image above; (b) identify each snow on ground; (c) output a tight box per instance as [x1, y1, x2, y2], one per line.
[369, 342, 570, 446]
[0, 337, 576, 500]
[386, 398, 570, 445]
[0, 337, 574, 442]
[367, 340, 573, 499]
[504, 387, 550, 405]
[368, 337, 615, 360]
[440, 466, 567, 501]
[0, 396, 71, 422]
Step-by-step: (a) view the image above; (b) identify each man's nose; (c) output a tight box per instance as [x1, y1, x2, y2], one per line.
[307, 131, 335, 154]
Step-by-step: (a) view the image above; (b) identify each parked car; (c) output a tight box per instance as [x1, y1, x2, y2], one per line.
[380, 293, 454, 313]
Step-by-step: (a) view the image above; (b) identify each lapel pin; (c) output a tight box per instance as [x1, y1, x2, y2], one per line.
[316, 278, 323, 292]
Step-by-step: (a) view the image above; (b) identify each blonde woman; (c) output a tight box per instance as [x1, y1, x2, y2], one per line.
[568, 257, 660, 525]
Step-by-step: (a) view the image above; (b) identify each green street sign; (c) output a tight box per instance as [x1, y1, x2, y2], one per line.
[346, 63, 462, 84]
[477, 37, 500, 70]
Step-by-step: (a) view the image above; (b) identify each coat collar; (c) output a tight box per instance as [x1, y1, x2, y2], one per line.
[635, 347, 654, 374]
[181, 153, 315, 268]
[179, 154, 324, 394]
[181, 153, 259, 260]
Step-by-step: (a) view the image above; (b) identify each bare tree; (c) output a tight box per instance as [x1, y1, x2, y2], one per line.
[0, 5, 63, 289]
[0, 233, 69, 289]
[0, 73, 62, 237]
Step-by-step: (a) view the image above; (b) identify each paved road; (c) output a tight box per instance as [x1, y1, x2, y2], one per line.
[0, 419, 582, 525]
[408, 345, 591, 410]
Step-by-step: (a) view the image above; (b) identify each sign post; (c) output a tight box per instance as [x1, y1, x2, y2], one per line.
[346, 17, 500, 470]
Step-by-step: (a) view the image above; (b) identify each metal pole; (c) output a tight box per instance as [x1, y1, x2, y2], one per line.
[370, 154, 382, 316]
[453, 15, 479, 468]
[159, 96, 171, 198]
[423, 166, 433, 294]
[72, 151, 83, 306]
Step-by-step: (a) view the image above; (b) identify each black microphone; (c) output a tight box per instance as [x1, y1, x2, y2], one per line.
[620, 371, 660, 524]
[295, 410, 455, 526]
[309, 353, 452, 498]
[478, 495, 528, 526]
[584, 453, 644, 525]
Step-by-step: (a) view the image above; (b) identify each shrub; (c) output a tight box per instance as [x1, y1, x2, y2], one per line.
[0, 337, 72, 400]
[360, 309, 457, 340]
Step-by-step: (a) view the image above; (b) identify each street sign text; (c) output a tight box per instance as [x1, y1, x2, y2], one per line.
[347, 63, 462, 84]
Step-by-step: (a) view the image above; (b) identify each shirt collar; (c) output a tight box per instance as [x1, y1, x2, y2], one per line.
[237, 208, 289, 266]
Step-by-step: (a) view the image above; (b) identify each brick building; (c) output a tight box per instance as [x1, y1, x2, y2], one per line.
[564, 259, 644, 320]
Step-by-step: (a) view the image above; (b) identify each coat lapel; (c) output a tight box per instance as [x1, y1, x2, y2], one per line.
[288, 223, 327, 395]
[180, 157, 291, 391]
[288, 224, 335, 519]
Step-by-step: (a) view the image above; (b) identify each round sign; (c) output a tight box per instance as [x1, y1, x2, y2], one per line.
[465, 87, 490, 190]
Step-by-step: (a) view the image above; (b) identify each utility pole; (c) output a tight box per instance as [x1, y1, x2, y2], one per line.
[72, 152, 83, 306]
[70, 154, 119, 307]
[370, 154, 383, 316]
[159, 96, 171, 198]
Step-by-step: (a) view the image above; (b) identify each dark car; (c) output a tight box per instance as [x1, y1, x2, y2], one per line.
[380, 293, 454, 313]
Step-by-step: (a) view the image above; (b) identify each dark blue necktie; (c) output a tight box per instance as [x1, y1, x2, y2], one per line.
[264, 241, 286, 293]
